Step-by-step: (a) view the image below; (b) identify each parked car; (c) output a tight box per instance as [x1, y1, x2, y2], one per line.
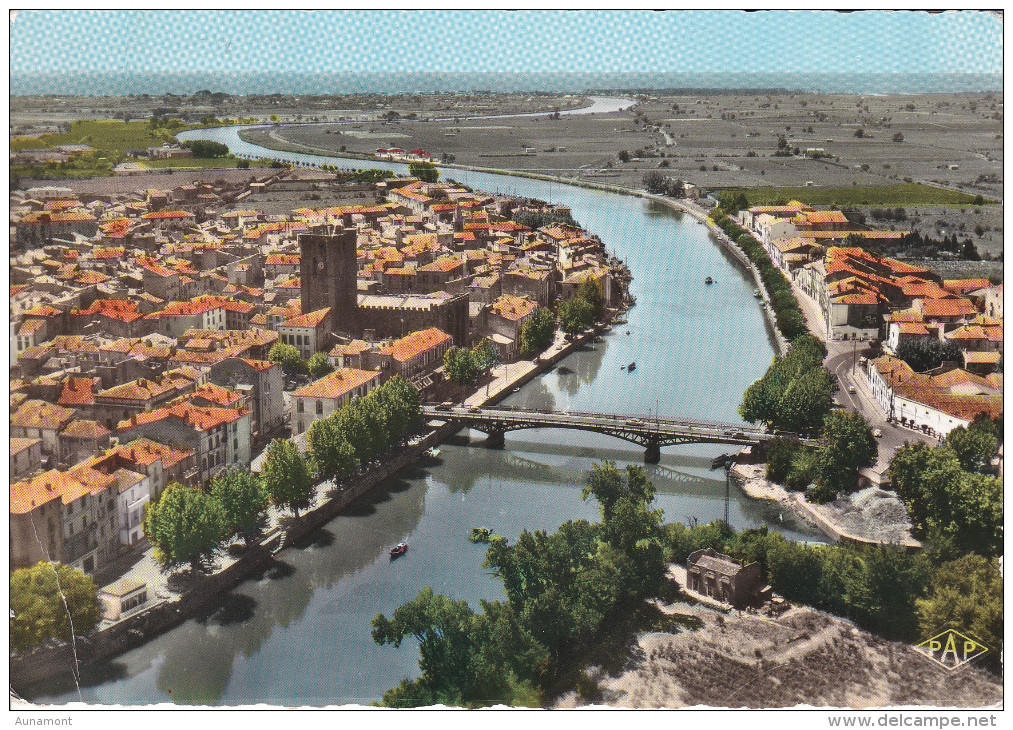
[873, 428, 882, 438]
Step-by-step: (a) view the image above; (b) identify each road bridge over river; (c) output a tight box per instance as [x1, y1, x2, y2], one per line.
[423, 405, 816, 463]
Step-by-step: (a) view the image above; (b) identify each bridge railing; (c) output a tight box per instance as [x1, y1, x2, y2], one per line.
[423, 405, 763, 434]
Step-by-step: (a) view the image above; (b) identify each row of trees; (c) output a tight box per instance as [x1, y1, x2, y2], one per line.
[663, 521, 1001, 671]
[741, 334, 877, 502]
[740, 334, 832, 435]
[307, 375, 422, 479]
[144, 468, 276, 570]
[710, 209, 808, 341]
[371, 462, 668, 707]
[145, 375, 423, 573]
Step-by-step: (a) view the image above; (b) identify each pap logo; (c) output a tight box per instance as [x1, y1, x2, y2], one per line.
[914, 629, 989, 670]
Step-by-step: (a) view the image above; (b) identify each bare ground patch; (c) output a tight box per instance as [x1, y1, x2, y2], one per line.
[558, 597, 1001, 709]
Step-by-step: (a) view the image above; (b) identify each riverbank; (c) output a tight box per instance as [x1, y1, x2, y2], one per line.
[731, 463, 921, 549]
[11, 311, 618, 692]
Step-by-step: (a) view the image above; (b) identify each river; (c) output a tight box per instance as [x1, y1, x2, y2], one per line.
[25, 113, 827, 706]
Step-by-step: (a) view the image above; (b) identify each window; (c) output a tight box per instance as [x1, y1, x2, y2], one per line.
[296, 400, 304, 413]
[316, 400, 323, 415]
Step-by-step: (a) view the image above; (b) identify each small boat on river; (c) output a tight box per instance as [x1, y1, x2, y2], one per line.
[753, 289, 763, 298]
[389, 542, 408, 559]
[705, 276, 714, 285]
[627, 362, 636, 372]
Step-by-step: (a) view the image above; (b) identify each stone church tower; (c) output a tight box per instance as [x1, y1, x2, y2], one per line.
[299, 228, 358, 336]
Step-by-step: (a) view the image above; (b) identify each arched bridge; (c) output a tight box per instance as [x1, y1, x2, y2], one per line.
[422, 405, 816, 463]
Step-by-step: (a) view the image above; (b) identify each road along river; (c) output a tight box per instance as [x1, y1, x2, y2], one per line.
[26, 119, 826, 706]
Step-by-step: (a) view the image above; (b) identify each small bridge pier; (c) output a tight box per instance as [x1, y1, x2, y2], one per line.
[644, 438, 661, 464]
[484, 429, 506, 449]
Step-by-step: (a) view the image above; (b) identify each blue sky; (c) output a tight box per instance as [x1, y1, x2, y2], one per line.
[10, 10, 1003, 76]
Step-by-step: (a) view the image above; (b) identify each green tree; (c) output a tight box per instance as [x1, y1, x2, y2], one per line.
[809, 410, 877, 501]
[471, 338, 501, 372]
[144, 483, 225, 570]
[575, 278, 605, 320]
[519, 308, 555, 355]
[945, 424, 999, 473]
[268, 342, 308, 376]
[896, 339, 963, 372]
[444, 346, 478, 385]
[373, 375, 422, 440]
[210, 469, 268, 545]
[371, 588, 543, 707]
[307, 352, 334, 379]
[766, 438, 805, 484]
[10, 563, 101, 652]
[409, 161, 439, 182]
[557, 297, 593, 337]
[777, 366, 835, 435]
[889, 442, 1002, 557]
[739, 334, 831, 435]
[583, 462, 667, 599]
[182, 140, 230, 158]
[261, 439, 313, 518]
[618, 150, 630, 163]
[307, 415, 357, 479]
[916, 555, 1002, 672]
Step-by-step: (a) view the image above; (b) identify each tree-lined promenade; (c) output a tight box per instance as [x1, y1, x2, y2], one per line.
[141, 375, 423, 573]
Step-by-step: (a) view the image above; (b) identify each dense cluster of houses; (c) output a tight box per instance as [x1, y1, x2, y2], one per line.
[9, 168, 628, 577]
[738, 201, 1002, 438]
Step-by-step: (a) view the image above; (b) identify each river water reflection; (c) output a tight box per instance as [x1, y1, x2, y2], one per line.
[26, 127, 826, 706]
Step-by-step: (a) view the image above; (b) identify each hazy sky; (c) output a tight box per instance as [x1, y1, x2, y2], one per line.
[9, 10, 1003, 76]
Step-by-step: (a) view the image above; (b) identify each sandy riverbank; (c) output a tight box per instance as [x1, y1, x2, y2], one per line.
[732, 463, 920, 548]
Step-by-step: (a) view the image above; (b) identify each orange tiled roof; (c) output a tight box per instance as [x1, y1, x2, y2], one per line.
[491, 295, 538, 321]
[61, 419, 111, 440]
[119, 402, 247, 433]
[114, 437, 193, 469]
[292, 368, 380, 400]
[943, 279, 992, 296]
[141, 210, 193, 220]
[918, 298, 978, 319]
[71, 299, 144, 323]
[12, 400, 77, 431]
[57, 376, 100, 407]
[281, 307, 330, 329]
[11, 471, 86, 514]
[384, 327, 451, 363]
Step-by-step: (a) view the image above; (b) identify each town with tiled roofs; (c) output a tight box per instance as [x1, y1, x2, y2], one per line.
[737, 200, 1002, 451]
[9, 168, 631, 585]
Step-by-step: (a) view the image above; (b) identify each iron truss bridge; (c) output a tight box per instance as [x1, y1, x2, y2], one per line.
[422, 405, 818, 463]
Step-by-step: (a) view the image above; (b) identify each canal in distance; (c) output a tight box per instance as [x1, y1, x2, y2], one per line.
[27, 123, 827, 706]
